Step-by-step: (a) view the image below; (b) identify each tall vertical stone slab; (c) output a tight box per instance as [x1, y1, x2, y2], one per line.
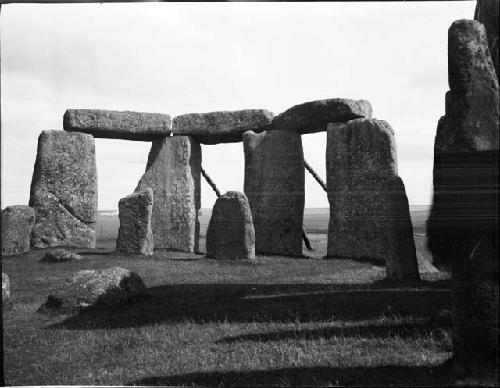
[326, 119, 419, 281]
[29, 131, 97, 249]
[475, 0, 499, 80]
[135, 136, 201, 252]
[243, 130, 304, 257]
[1, 205, 35, 256]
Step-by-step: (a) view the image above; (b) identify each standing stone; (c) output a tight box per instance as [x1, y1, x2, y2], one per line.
[173, 109, 273, 144]
[29, 131, 97, 249]
[1, 205, 35, 256]
[135, 136, 201, 252]
[116, 188, 154, 255]
[206, 191, 255, 260]
[2, 273, 10, 304]
[243, 130, 304, 257]
[64, 109, 172, 141]
[475, 0, 499, 80]
[326, 119, 419, 281]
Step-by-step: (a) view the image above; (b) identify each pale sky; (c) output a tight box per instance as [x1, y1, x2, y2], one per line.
[1, 1, 475, 210]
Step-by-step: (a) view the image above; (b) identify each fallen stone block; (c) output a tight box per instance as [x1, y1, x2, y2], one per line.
[326, 119, 419, 281]
[64, 109, 172, 141]
[1, 205, 35, 256]
[206, 191, 255, 260]
[40, 249, 83, 262]
[29, 131, 97, 249]
[272, 98, 372, 134]
[116, 188, 154, 255]
[39, 267, 146, 313]
[135, 136, 201, 252]
[243, 130, 304, 257]
[172, 109, 273, 144]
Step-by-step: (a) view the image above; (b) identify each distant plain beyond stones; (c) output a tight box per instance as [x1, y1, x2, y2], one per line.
[243, 130, 304, 257]
[1, 205, 35, 256]
[206, 191, 255, 260]
[116, 188, 154, 255]
[64, 109, 172, 141]
[29, 130, 97, 249]
[172, 109, 274, 144]
[135, 136, 201, 252]
[272, 98, 372, 134]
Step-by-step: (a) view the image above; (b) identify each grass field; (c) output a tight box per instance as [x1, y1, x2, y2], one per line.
[4, 207, 492, 386]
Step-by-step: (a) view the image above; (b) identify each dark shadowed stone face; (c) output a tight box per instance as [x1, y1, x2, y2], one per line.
[206, 191, 255, 260]
[116, 188, 154, 255]
[172, 109, 274, 144]
[64, 109, 172, 141]
[1, 205, 35, 256]
[272, 98, 372, 134]
[475, 0, 499, 79]
[29, 130, 97, 249]
[135, 136, 201, 252]
[243, 130, 304, 257]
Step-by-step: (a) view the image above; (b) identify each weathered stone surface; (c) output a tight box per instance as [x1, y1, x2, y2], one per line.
[272, 98, 372, 134]
[326, 119, 419, 281]
[39, 267, 146, 312]
[116, 188, 154, 255]
[29, 131, 97, 249]
[435, 20, 499, 153]
[243, 130, 304, 256]
[64, 109, 171, 141]
[1, 205, 35, 256]
[135, 136, 201, 252]
[2, 273, 10, 304]
[475, 0, 499, 79]
[206, 191, 255, 260]
[40, 249, 82, 262]
[416, 253, 439, 274]
[172, 109, 273, 144]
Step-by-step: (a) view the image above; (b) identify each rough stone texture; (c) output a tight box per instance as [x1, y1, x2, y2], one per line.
[135, 136, 201, 252]
[1, 205, 35, 256]
[64, 109, 171, 141]
[475, 0, 499, 79]
[206, 191, 255, 260]
[2, 273, 10, 304]
[243, 130, 304, 257]
[116, 188, 154, 255]
[435, 20, 499, 153]
[39, 267, 146, 312]
[40, 249, 83, 262]
[29, 131, 97, 249]
[326, 119, 419, 281]
[172, 109, 273, 144]
[272, 98, 372, 135]
[416, 253, 439, 274]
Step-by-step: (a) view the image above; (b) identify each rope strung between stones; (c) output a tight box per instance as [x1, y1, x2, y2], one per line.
[304, 159, 327, 193]
[201, 167, 221, 198]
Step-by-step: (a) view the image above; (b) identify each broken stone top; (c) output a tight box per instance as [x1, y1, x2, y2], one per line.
[64, 109, 172, 141]
[172, 109, 274, 144]
[272, 98, 372, 135]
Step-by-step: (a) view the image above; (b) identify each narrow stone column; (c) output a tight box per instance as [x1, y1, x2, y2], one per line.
[135, 136, 201, 252]
[1, 205, 35, 255]
[29, 131, 97, 249]
[243, 130, 304, 257]
[326, 119, 419, 281]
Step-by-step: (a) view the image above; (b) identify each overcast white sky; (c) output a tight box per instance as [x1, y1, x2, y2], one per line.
[1, 1, 475, 210]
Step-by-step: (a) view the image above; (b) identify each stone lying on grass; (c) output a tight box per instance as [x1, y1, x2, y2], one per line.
[38, 267, 146, 312]
[172, 109, 274, 144]
[116, 188, 154, 255]
[272, 98, 372, 134]
[1, 205, 35, 256]
[2, 272, 10, 304]
[40, 249, 83, 262]
[64, 109, 172, 141]
[206, 191, 255, 260]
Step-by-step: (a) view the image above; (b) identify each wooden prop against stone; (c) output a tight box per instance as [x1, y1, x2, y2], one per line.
[201, 167, 222, 198]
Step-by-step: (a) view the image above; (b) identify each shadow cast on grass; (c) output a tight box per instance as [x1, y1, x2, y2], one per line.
[49, 282, 451, 330]
[127, 362, 458, 387]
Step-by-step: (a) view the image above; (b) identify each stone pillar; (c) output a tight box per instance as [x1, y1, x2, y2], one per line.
[326, 119, 419, 281]
[135, 136, 201, 252]
[243, 130, 304, 257]
[29, 131, 97, 249]
[2, 205, 35, 256]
